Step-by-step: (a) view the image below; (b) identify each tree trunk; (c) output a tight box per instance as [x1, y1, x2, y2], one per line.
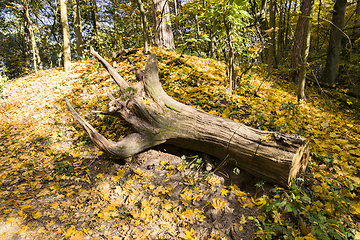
[60, 0, 71, 72]
[277, 0, 283, 63]
[267, 0, 276, 72]
[224, 21, 236, 91]
[71, 0, 84, 58]
[152, 0, 175, 49]
[135, 0, 150, 54]
[290, 0, 309, 84]
[65, 48, 310, 187]
[22, 9, 31, 70]
[92, 0, 100, 48]
[354, 0, 360, 38]
[320, 0, 347, 84]
[298, 0, 314, 101]
[24, 0, 38, 74]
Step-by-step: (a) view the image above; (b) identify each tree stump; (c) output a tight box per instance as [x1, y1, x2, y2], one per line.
[65, 48, 310, 187]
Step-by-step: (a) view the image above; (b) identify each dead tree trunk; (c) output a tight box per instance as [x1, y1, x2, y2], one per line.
[65, 48, 310, 187]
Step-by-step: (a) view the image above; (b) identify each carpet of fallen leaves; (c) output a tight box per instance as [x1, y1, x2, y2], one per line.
[0, 47, 359, 240]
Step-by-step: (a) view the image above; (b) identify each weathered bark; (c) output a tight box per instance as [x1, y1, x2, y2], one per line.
[60, 0, 71, 72]
[65, 48, 310, 187]
[320, 0, 347, 84]
[298, 0, 314, 101]
[152, 0, 175, 49]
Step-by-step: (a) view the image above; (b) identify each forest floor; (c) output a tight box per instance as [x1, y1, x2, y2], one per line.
[0, 48, 359, 240]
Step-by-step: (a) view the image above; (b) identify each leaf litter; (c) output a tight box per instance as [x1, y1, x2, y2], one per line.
[0, 48, 359, 239]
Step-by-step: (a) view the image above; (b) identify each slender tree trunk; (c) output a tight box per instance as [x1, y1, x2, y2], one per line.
[224, 21, 235, 91]
[284, 0, 292, 53]
[354, 0, 360, 39]
[195, 14, 200, 53]
[316, 0, 321, 52]
[22, 10, 31, 70]
[136, 0, 150, 53]
[34, 41, 43, 70]
[92, 0, 100, 48]
[71, 0, 84, 58]
[60, 0, 72, 72]
[298, 0, 314, 101]
[209, 22, 217, 59]
[277, 0, 284, 63]
[290, 0, 309, 83]
[267, 0, 275, 72]
[24, 0, 38, 74]
[152, 0, 175, 49]
[112, 0, 118, 50]
[320, 0, 347, 84]
[174, 0, 182, 42]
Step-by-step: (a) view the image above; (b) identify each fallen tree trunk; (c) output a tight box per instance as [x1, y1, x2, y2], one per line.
[65, 48, 310, 187]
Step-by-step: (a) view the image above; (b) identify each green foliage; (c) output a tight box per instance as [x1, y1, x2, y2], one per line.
[251, 170, 357, 239]
[55, 160, 74, 176]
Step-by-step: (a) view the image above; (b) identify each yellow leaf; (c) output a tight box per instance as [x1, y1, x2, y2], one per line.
[304, 233, 317, 240]
[160, 161, 168, 166]
[49, 202, 58, 209]
[140, 207, 152, 219]
[350, 201, 360, 218]
[31, 211, 42, 219]
[162, 202, 172, 211]
[181, 209, 195, 221]
[251, 195, 267, 206]
[212, 198, 226, 210]
[220, 189, 229, 196]
[207, 175, 221, 186]
[70, 232, 83, 240]
[181, 228, 199, 240]
[98, 210, 111, 221]
[20, 205, 32, 210]
[96, 173, 104, 179]
[117, 168, 125, 178]
[59, 213, 68, 221]
[239, 214, 247, 224]
[222, 106, 231, 118]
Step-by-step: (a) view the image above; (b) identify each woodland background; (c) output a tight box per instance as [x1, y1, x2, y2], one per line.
[0, 0, 360, 239]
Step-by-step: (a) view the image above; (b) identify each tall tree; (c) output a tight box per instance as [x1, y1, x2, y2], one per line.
[298, 0, 314, 101]
[71, 0, 84, 58]
[22, 9, 31, 70]
[24, 0, 40, 74]
[353, 0, 360, 39]
[152, 0, 175, 49]
[136, 0, 150, 53]
[60, 0, 71, 72]
[91, 0, 100, 48]
[320, 0, 347, 84]
[267, 0, 276, 72]
[290, 0, 310, 83]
